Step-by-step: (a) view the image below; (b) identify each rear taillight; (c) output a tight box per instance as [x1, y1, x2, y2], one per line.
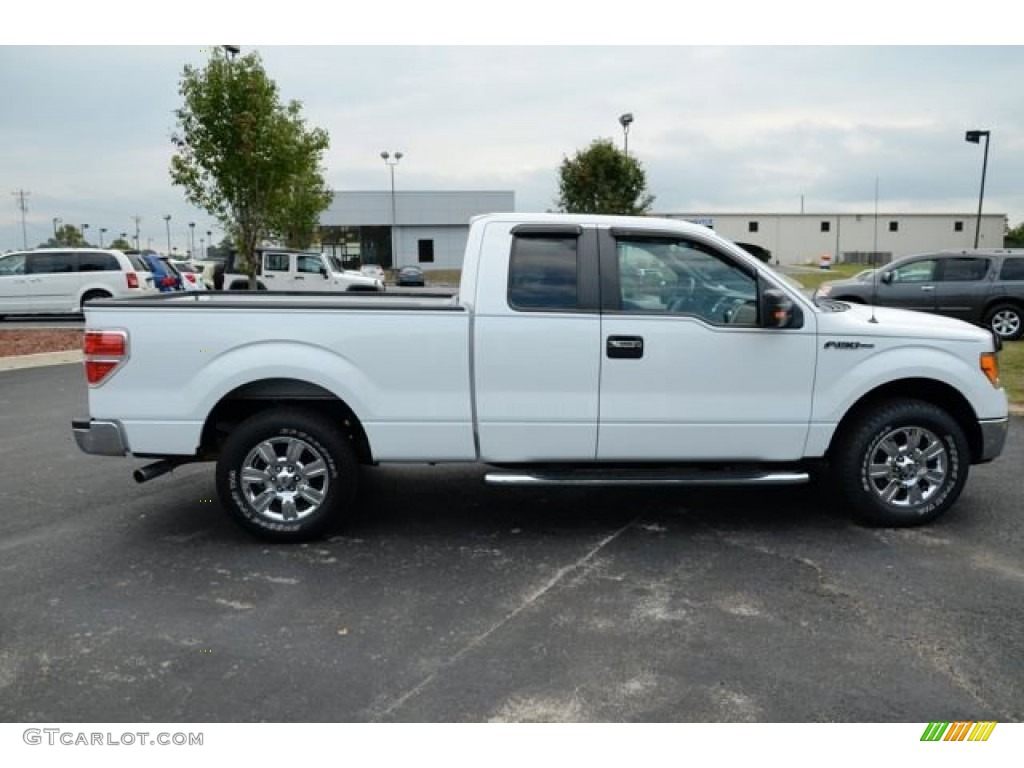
[185, 273, 196, 283]
[126, 272, 139, 289]
[84, 330, 129, 386]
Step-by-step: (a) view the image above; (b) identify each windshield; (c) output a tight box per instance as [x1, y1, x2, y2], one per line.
[327, 254, 346, 272]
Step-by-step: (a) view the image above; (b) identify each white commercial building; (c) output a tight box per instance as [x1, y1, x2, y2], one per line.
[319, 190, 515, 271]
[662, 212, 1008, 266]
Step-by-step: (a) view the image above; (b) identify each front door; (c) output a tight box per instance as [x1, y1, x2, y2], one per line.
[596, 230, 817, 462]
[877, 257, 939, 313]
[0, 252, 30, 314]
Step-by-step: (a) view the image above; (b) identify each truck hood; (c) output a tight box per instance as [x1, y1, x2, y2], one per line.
[817, 302, 994, 345]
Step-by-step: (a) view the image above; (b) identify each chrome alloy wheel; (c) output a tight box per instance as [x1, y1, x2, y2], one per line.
[240, 437, 329, 523]
[990, 308, 1021, 339]
[865, 425, 948, 508]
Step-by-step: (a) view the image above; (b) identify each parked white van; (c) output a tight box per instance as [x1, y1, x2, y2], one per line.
[0, 248, 158, 316]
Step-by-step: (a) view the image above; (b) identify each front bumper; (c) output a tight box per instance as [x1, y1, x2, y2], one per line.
[977, 417, 1009, 463]
[72, 418, 128, 456]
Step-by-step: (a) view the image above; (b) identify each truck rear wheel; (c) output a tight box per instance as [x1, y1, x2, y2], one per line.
[215, 408, 358, 541]
[832, 399, 969, 527]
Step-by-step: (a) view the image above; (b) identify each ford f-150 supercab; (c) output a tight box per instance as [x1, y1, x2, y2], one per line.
[72, 213, 1009, 541]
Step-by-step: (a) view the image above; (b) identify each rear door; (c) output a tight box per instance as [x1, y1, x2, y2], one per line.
[472, 223, 602, 462]
[261, 251, 293, 289]
[933, 255, 992, 323]
[26, 251, 81, 312]
[596, 229, 817, 461]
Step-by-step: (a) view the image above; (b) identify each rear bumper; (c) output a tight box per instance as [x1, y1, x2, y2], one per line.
[72, 418, 128, 456]
[977, 417, 1009, 463]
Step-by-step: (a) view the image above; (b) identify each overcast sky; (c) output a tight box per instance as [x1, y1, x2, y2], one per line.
[2, 40, 1022, 253]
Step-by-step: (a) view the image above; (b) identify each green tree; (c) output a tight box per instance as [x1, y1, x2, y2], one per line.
[108, 237, 133, 250]
[556, 138, 654, 215]
[1006, 221, 1024, 248]
[170, 48, 331, 288]
[38, 224, 91, 248]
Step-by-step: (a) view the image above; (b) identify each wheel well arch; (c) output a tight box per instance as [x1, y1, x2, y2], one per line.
[983, 297, 1024, 315]
[199, 378, 373, 464]
[827, 378, 983, 462]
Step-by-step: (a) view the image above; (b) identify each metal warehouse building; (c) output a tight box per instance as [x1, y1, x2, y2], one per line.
[662, 212, 1008, 266]
[318, 190, 515, 271]
[318, 192, 1006, 271]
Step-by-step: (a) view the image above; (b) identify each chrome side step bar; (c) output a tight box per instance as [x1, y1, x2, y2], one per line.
[484, 469, 810, 487]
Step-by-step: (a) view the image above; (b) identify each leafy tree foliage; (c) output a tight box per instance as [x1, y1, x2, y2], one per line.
[556, 138, 654, 215]
[39, 224, 91, 248]
[108, 237, 133, 250]
[1006, 221, 1024, 248]
[170, 48, 332, 287]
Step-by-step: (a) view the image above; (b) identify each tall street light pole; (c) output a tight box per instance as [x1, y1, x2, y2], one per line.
[81, 223, 89, 245]
[380, 150, 403, 271]
[965, 129, 991, 249]
[619, 113, 634, 157]
[52, 217, 61, 243]
[189, 222, 196, 258]
[164, 214, 172, 254]
[100, 227, 107, 247]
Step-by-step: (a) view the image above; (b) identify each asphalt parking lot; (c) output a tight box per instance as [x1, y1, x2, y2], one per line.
[1, 363, 1022, 723]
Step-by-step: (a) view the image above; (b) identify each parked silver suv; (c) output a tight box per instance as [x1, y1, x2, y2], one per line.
[815, 249, 1024, 341]
[0, 248, 157, 317]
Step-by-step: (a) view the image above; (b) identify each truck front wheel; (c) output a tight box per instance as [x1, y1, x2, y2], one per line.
[215, 408, 358, 541]
[832, 399, 969, 527]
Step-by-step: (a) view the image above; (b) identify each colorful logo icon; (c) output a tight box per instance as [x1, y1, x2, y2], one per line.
[921, 722, 997, 742]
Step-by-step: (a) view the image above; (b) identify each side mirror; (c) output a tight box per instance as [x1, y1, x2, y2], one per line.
[320, 266, 328, 278]
[762, 288, 800, 328]
[880, 271, 893, 285]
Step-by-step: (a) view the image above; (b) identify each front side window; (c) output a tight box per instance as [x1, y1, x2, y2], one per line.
[0, 253, 27, 276]
[940, 257, 989, 282]
[616, 238, 757, 325]
[296, 254, 323, 274]
[508, 236, 578, 311]
[889, 259, 936, 283]
[27, 252, 76, 274]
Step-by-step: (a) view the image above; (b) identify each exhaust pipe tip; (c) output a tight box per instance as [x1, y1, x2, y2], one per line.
[133, 459, 179, 484]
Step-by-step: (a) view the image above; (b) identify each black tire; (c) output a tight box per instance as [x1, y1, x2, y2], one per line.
[80, 290, 111, 311]
[215, 408, 358, 542]
[983, 303, 1024, 341]
[831, 399, 969, 527]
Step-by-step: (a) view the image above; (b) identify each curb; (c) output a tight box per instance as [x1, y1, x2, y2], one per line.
[0, 350, 83, 372]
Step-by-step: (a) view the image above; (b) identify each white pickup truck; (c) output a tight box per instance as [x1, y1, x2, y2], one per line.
[72, 213, 1009, 541]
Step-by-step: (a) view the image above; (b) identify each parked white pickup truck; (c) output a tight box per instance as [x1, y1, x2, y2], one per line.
[72, 213, 1009, 541]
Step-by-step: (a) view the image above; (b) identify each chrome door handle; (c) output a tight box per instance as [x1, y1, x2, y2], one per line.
[920, 285, 935, 291]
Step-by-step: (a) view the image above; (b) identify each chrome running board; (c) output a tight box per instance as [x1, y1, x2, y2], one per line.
[484, 469, 810, 487]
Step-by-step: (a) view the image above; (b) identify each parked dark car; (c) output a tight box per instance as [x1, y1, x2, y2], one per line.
[397, 265, 425, 287]
[815, 249, 1024, 340]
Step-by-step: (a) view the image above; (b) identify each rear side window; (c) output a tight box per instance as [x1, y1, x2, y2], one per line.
[78, 252, 119, 272]
[265, 253, 290, 272]
[999, 258, 1024, 281]
[125, 253, 149, 272]
[27, 252, 76, 274]
[941, 257, 989, 281]
[508, 235, 579, 311]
